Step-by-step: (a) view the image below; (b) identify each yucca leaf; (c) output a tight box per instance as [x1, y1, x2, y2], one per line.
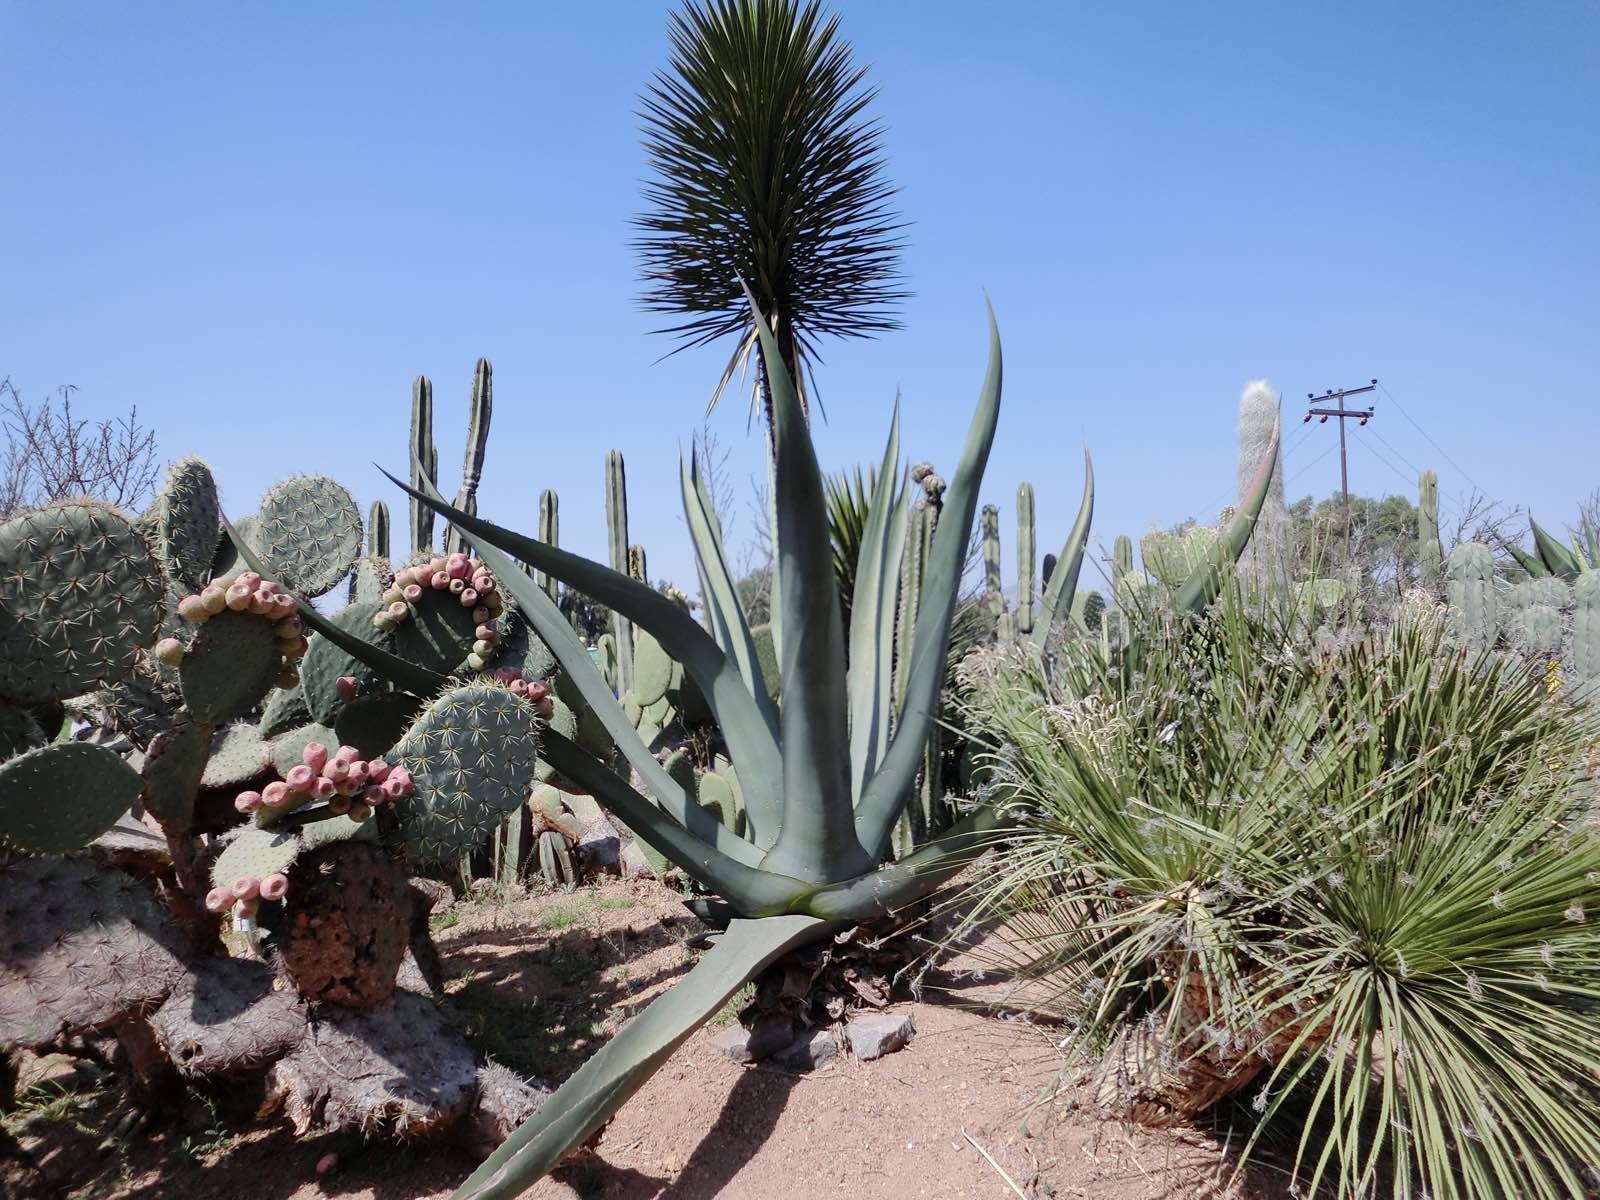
[854, 303, 1003, 858]
[1171, 422, 1280, 613]
[1529, 515, 1582, 581]
[1029, 450, 1094, 648]
[846, 401, 908, 801]
[747, 288, 868, 882]
[389, 465, 765, 868]
[452, 914, 829, 1200]
[539, 730, 804, 914]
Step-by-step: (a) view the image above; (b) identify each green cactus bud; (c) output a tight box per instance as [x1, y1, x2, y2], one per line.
[391, 682, 540, 863]
[255, 475, 362, 598]
[0, 500, 165, 704]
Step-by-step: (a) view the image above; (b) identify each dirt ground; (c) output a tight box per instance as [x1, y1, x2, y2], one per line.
[5, 880, 1276, 1200]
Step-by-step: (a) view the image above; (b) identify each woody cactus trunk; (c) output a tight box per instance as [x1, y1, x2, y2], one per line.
[378, 297, 1278, 1196]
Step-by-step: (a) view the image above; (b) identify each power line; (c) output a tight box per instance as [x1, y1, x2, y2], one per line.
[1376, 381, 1500, 503]
[1302, 380, 1378, 568]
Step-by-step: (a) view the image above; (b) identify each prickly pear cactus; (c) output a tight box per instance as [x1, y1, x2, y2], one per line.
[274, 840, 414, 1008]
[0, 742, 141, 852]
[0, 501, 165, 704]
[0, 702, 46, 760]
[255, 474, 363, 598]
[141, 457, 222, 590]
[1445, 542, 1499, 649]
[391, 683, 540, 862]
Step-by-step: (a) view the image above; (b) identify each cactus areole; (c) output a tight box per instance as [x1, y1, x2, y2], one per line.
[348, 298, 1278, 1195]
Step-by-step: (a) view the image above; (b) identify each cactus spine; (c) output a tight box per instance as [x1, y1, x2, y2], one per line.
[368, 501, 390, 559]
[537, 489, 559, 600]
[409, 376, 438, 555]
[1016, 482, 1036, 636]
[606, 450, 635, 692]
[445, 358, 493, 556]
[1418, 469, 1442, 587]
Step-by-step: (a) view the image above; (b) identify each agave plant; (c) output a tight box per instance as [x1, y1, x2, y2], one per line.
[360, 302, 1278, 1194]
[1506, 512, 1598, 581]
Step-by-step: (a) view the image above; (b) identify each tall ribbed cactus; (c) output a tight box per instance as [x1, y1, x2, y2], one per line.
[980, 503, 1002, 617]
[606, 450, 635, 692]
[1418, 469, 1442, 587]
[409, 376, 438, 556]
[1446, 542, 1498, 649]
[445, 358, 493, 556]
[1572, 572, 1600, 688]
[1236, 380, 1289, 590]
[368, 501, 390, 559]
[537, 489, 559, 600]
[628, 544, 648, 585]
[1113, 534, 1133, 593]
[1015, 482, 1036, 636]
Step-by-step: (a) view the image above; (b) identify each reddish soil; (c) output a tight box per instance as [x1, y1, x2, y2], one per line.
[5, 881, 1273, 1199]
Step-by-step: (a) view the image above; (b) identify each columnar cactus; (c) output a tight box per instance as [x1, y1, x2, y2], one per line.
[537, 488, 559, 600]
[1236, 379, 1290, 590]
[369, 500, 391, 559]
[446, 358, 493, 557]
[1572, 572, 1600, 688]
[410, 375, 438, 556]
[1418, 469, 1442, 587]
[606, 450, 635, 691]
[980, 503, 1002, 617]
[1446, 542, 1499, 649]
[1015, 481, 1035, 635]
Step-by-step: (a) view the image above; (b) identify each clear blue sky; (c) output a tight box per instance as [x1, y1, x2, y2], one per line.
[5, 1, 1597, 591]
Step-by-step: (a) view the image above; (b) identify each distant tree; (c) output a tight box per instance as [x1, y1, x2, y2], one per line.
[1289, 491, 1421, 598]
[0, 378, 159, 518]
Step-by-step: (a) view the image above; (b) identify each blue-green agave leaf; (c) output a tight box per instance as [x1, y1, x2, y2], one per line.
[1530, 516, 1583, 581]
[1029, 451, 1094, 647]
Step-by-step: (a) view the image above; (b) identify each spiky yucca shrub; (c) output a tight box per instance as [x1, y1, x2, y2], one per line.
[952, 586, 1600, 1200]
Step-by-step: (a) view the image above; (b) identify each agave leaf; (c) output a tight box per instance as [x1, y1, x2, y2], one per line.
[1172, 422, 1280, 613]
[846, 401, 908, 802]
[679, 451, 782, 847]
[389, 466, 765, 867]
[1504, 539, 1550, 579]
[222, 516, 448, 698]
[854, 305, 1003, 858]
[386, 466, 784, 850]
[1029, 450, 1095, 648]
[746, 289, 865, 881]
[451, 914, 829, 1200]
[1530, 516, 1582, 581]
[539, 730, 801, 911]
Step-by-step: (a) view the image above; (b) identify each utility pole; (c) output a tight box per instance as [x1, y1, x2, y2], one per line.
[1302, 379, 1377, 569]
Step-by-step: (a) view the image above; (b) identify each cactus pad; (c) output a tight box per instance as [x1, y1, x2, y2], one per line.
[180, 608, 283, 722]
[392, 683, 540, 862]
[300, 600, 394, 725]
[259, 679, 313, 738]
[299, 812, 377, 851]
[335, 692, 420, 758]
[209, 512, 258, 579]
[391, 587, 481, 676]
[265, 722, 339, 778]
[487, 608, 556, 681]
[0, 501, 165, 704]
[150, 956, 306, 1076]
[0, 856, 189, 1048]
[97, 669, 179, 750]
[0, 742, 140, 852]
[698, 766, 744, 837]
[141, 716, 211, 829]
[141, 456, 221, 590]
[212, 826, 302, 888]
[631, 631, 674, 706]
[276, 840, 411, 1007]
[200, 723, 272, 790]
[255, 475, 362, 598]
[349, 554, 393, 605]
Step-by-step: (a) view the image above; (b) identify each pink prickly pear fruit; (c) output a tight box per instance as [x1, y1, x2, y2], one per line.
[446, 552, 471, 580]
[349, 801, 373, 823]
[322, 759, 349, 786]
[474, 624, 498, 642]
[430, 570, 451, 590]
[282, 636, 309, 662]
[152, 637, 185, 667]
[234, 790, 263, 814]
[346, 760, 369, 786]
[237, 571, 262, 590]
[401, 583, 423, 603]
[230, 876, 260, 902]
[466, 652, 486, 670]
[336, 675, 359, 701]
[508, 678, 528, 696]
[387, 600, 408, 621]
[334, 744, 361, 764]
[284, 764, 316, 792]
[381, 587, 404, 608]
[225, 583, 253, 611]
[262, 781, 292, 808]
[361, 783, 385, 806]
[366, 758, 391, 783]
[380, 775, 409, 802]
[448, 578, 467, 595]
[204, 886, 235, 913]
[248, 590, 275, 617]
[259, 873, 289, 902]
[199, 584, 227, 614]
[272, 594, 297, 619]
[472, 606, 491, 624]
[316, 1152, 339, 1176]
[393, 566, 416, 587]
[302, 741, 329, 771]
[373, 613, 395, 632]
[471, 573, 494, 593]
[472, 638, 493, 657]
[311, 777, 336, 801]
[428, 555, 447, 575]
[492, 667, 519, 684]
[460, 588, 479, 608]
[327, 792, 352, 816]
[177, 594, 209, 622]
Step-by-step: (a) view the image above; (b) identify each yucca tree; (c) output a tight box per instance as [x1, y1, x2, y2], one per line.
[636, 0, 906, 421]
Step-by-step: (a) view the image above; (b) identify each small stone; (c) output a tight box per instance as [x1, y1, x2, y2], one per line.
[775, 1026, 839, 1072]
[709, 1025, 757, 1064]
[847, 1011, 915, 1061]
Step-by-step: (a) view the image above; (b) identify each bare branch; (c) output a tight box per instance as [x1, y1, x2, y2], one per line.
[0, 378, 160, 518]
